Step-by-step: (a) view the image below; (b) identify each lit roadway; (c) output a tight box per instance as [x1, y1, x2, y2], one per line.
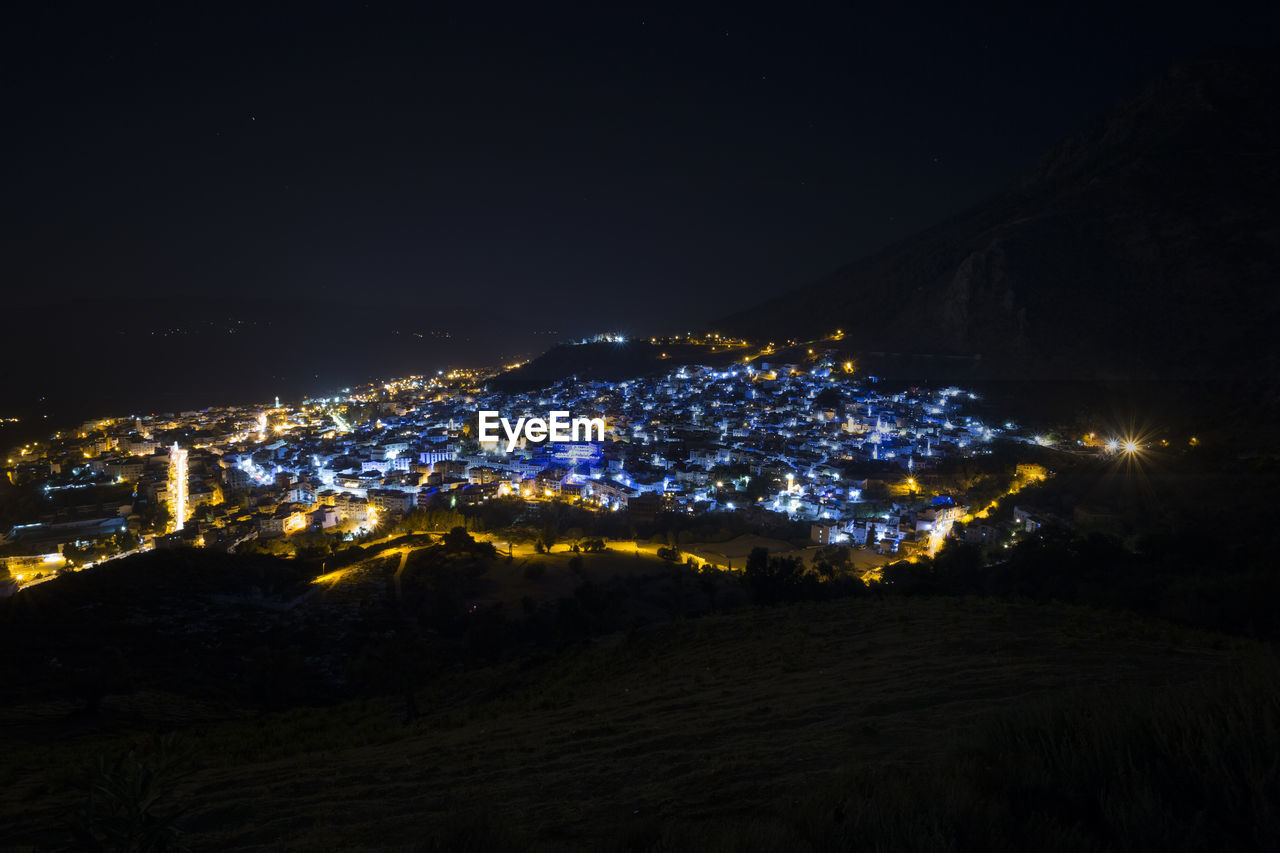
[15, 544, 152, 592]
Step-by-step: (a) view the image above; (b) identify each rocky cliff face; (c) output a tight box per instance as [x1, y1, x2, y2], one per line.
[718, 51, 1280, 385]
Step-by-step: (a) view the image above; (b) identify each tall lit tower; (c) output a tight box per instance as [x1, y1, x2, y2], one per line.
[168, 443, 189, 532]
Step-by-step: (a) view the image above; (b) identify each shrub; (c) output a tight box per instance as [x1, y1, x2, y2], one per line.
[66, 734, 191, 853]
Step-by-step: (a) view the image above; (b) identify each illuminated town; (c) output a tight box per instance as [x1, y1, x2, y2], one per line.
[1, 337, 1154, 592]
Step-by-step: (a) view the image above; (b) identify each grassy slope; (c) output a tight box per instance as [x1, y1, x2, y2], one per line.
[2, 595, 1254, 851]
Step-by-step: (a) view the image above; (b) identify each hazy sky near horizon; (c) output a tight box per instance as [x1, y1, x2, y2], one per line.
[5, 2, 1278, 343]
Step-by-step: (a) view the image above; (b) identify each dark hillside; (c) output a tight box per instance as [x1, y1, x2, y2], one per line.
[718, 52, 1280, 397]
[2, 595, 1269, 851]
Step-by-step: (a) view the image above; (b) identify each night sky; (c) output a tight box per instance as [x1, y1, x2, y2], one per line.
[5, 2, 1277, 346]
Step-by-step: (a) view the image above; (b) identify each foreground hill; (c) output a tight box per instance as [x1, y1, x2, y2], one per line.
[3, 595, 1273, 851]
[717, 51, 1280, 391]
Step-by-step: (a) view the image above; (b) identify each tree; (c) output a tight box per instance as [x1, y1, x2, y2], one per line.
[698, 570, 719, 608]
[540, 523, 558, 554]
[932, 541, 984, 594]
[442, 525, 473, 552]
[440, 525, 494, 557]
[742, 547, 821, 604]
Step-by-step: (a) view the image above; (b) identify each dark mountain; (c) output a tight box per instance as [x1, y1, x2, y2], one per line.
[716, 51, 1280, 390]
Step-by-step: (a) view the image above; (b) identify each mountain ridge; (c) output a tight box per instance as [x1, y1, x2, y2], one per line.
[716, 50, 1280, 388]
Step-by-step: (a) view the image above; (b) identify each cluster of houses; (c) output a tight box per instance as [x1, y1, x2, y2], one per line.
[4, 354, 1065, 588]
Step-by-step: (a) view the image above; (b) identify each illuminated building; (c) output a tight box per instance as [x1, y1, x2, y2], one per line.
[547, 442, 603, 465]
[811, 520, 837, 544]
[168, 443, 189, 532]
[367, 487, 415, 518]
